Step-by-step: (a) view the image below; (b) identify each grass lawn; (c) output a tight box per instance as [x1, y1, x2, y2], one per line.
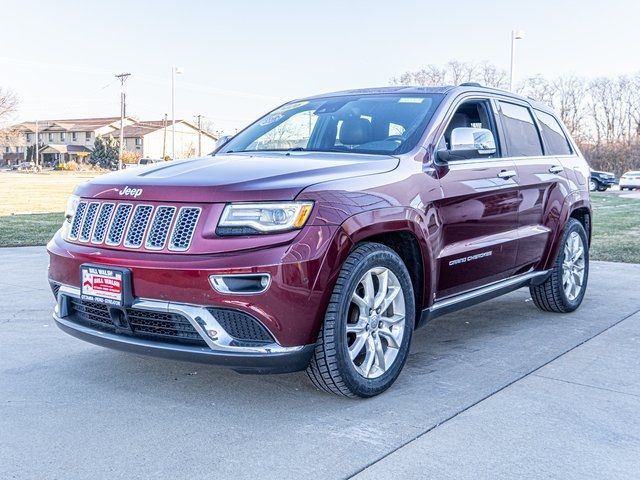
[590, 192, 640, 264]
[0, 212, 63, 247]
[0, 170, 98, 216]
[0, 171, 638, 264]
[0, 170, 99, 247]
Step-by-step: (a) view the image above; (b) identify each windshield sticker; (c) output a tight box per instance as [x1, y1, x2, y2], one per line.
[258, 113, 284, 126]
[398, 97, 425, 104]
[275, 101, 309, 113]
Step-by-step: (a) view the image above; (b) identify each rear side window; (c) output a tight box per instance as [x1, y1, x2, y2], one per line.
[534, 110, 572, 156]
[498, 101, 543, 157]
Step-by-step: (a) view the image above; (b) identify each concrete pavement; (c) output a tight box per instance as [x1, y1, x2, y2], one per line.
[1, 247, 639, 479]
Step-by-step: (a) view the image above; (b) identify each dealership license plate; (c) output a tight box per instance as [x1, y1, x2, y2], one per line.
[80, 265, 132, 307]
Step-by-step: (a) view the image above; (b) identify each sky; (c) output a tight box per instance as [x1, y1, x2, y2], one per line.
[2, 0, 639, 133]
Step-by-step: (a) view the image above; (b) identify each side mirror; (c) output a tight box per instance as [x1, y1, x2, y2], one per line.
[215, 134, 233, 150]
[437, 127, 497, 162]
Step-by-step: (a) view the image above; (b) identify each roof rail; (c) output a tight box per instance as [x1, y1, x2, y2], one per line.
[459, 82, 482, 87]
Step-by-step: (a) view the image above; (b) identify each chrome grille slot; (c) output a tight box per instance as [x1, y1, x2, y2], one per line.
[145, 206, 176, 250]
[69, 201, 87, 240]
[91, 203, 115, 244]
[106, 204, 133, 246]
[70, 201, 201, 252]
[169, 207, 201, 251]
[79, 202, 99, 242]
[124, 205, 153, 248]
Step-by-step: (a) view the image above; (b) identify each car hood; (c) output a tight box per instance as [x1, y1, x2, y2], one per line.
[75, 152, 399, 202]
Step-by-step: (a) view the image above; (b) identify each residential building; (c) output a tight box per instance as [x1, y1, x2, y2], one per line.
[108, 120, 218, 161]
[1, 117, 217, 166]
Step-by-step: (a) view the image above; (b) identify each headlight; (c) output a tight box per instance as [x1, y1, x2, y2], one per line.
[217, 201, 313, 235]
[65, 194, 80, 223]
[61, 194, 80, 238]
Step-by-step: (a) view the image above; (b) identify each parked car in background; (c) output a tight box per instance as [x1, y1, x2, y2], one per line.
[138, 158, 161, 166]
[619, 171, 640, 190]
[48, 85, 592, 397]
[123, 158, 162, 169]
[589, 169, 616, 191]
[11, 161, 37, 172]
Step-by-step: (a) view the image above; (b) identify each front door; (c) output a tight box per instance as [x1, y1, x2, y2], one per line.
[433, 97, 520, 299]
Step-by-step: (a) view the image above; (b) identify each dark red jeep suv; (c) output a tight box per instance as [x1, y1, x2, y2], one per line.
[48, 85, 591, 397]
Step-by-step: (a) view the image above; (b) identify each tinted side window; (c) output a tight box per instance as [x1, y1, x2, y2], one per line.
[498, 101, 543, 157]
[534, 110, 572, 156]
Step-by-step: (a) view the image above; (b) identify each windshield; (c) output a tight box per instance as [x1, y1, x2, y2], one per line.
[218, 93, 442, 156]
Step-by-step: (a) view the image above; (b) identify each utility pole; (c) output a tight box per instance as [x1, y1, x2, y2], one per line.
[195, 114, 202, 156]
[171, 67, 183, 160]
[162, 113, 168, 159]
[34, 120, 39, 167]
[115, 73, 131, 170]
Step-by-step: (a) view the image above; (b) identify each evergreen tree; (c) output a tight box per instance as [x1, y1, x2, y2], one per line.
[89, 135, 120, 170]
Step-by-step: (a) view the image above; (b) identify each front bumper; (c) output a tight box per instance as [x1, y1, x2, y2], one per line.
[53, 285, 315, 373]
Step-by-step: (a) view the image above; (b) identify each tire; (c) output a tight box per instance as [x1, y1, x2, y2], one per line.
[589, 180, 597, 192]
[306, 242, 415, 398]
[597, 186, 607, 192]
[530, 218, 589, 313]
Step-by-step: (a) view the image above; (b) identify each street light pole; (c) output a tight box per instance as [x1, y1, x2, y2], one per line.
[115, 73, 131, 170]
[195, 114, 202, 157]
[171, 67, 183, 160]
[35, 120, 39, 167]
[509, 30, 525, 91]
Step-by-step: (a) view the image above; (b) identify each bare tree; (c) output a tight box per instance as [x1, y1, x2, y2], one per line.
[391, 61, 507, 88]
[0, 87, 18, 126]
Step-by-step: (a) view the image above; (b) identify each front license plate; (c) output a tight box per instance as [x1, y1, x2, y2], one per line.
[80, 265, 132, 307]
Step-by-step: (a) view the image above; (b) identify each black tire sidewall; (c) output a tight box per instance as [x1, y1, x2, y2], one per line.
[332, 246, 415, 397]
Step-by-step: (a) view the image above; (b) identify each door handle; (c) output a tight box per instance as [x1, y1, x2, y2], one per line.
[549, 165, 564, 174]
[497, 170, 517, 179]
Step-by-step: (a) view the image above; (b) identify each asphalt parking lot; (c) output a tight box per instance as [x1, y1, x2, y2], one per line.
[2, 247, 639, 480]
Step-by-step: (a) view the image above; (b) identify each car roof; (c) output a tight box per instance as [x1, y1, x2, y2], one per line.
[300, 85, 555, 113]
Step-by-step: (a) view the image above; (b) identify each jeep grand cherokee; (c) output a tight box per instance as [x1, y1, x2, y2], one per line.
[48, 85, 591, 397]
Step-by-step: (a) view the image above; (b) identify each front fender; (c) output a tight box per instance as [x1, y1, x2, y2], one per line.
[339, 206, 438, 313]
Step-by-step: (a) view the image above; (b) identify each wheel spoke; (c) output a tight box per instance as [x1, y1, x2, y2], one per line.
[361, 336, 376, 376]
[362, 272, 375, 308]
[349, 331, 369, 360]
[351, 291, 368, 313]
[373, 269, 389, 309]
[379, 286, 400, 314]
[346, 318, 367, 334]
[572, 247, 584, 263]
[380, 313, 405, 326]
[378, 326, 400, 349]
[373, 335, 386, 372]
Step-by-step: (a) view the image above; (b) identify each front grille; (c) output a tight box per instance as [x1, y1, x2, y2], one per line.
[124, 205, 153, 248]
[169, 207, 201, 251]
[67, 297, 207, 346]
[69, 201, 88, 240]
[208, 308, 274, 345]
[79, 202, 99, 242]
[91, 203, 114, 244]
[106, 203, 133, 246]
[70, 200, 201, 252]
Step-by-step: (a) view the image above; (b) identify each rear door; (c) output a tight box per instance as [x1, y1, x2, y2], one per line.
[495, 100, 572, 270]
[433, 97, 520, 299]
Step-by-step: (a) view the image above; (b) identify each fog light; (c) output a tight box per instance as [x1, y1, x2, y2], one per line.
[209, 274, 271, 294]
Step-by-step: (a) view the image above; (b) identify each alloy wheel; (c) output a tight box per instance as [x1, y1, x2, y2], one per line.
[346, 267, 406, 379]
[562, 231, 586, 301]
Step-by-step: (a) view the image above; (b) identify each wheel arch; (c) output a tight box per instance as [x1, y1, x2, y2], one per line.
[340, 207, 436, 328]
[540, 197, 592, 270]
